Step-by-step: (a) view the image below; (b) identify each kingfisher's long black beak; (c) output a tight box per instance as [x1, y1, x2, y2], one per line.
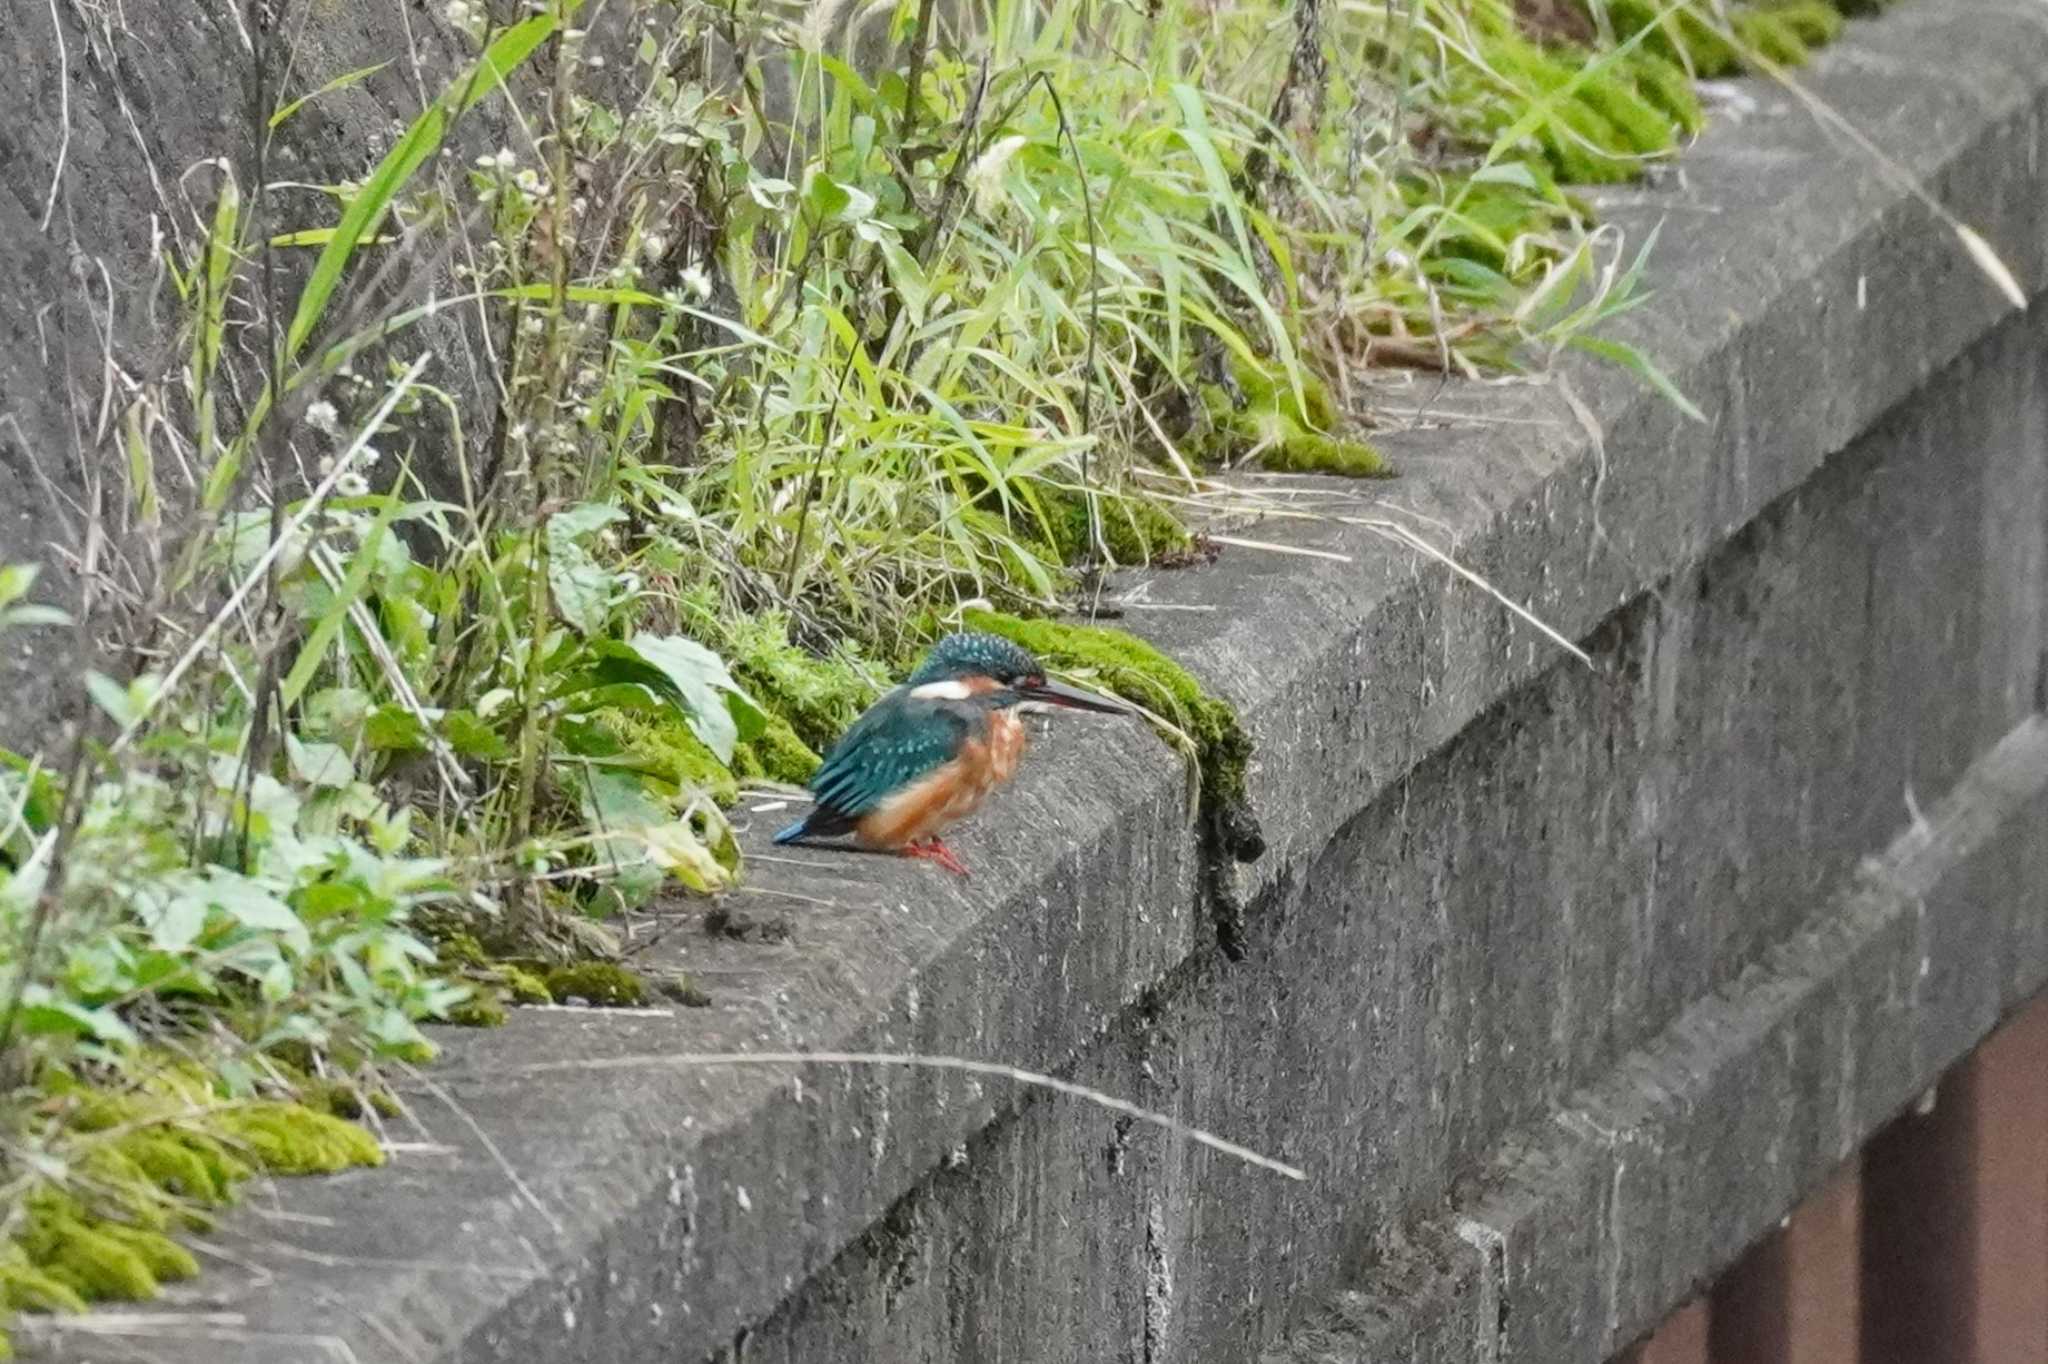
[1020, 678, 1131, 715]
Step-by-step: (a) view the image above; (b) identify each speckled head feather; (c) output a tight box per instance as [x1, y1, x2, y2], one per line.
[908, 631, 1043, 687]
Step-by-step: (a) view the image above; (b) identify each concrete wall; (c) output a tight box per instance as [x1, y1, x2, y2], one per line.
[16, 0, 2048, 1361]
[739, 255, 2048, 1364]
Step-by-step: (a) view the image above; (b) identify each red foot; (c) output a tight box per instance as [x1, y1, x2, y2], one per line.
[902, 837, 970, 878]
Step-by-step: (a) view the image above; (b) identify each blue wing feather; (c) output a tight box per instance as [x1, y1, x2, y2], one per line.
[776, 689, 977, 841]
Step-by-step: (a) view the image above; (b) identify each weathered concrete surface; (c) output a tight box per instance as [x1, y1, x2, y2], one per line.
[0, 0, 496, 749]
[18, 0, 2048, 1360]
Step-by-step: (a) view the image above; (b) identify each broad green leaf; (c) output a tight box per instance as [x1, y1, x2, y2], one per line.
[443, 709, 510, 761]
[546, 503, 625, 637]
[548, 502, 625, 540]
[85, 670, 155, 727]
[624, 634, 767, 762]
[364, 704, 430, 752]
[196, 869, 312, 955]
[287, 734, 356, 788]
[547, 537, 614, 637]
[644, 819, 733, 893]
[804, 172, 876, 226]
[16, 986, 137, 1048]
[137, 878, 209, 952]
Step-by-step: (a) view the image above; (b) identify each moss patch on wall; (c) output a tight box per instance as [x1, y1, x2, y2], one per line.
[4, 1067, 388, 1354]
[1197, 355, 1390, 477]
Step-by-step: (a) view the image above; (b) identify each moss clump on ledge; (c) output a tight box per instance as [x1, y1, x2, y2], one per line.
[4, 1069, 388, 1353]
[542, 961, 648, 1006]
[1198, 356, 1390, 478]
[1034, 487, 1194, 567]
[960, 610, 1264, 866]
[1583, 0, 1858, 78]
[1472, 31, 1689, 184]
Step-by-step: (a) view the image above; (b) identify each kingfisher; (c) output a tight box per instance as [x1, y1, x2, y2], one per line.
[772, 631, 1130, 876]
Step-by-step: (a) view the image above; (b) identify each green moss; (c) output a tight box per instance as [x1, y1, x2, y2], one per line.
[108, 1129, 242, 1205]
[430, 930, 488, 969]
[6, 1073, 387, 1341]
[1731, 7, 1812, 64]
[1596, 0, 1849, 74]
[542, 961, 647, 1007]
[1579, 68, 1681, 155]
[1754, 0, 1841, 47]
[32, 1230, 155, 1301]
[1258, 431, 1390, 476]
[1417, 174, 1577, 276]
[1199, 355, 1390, 478]
[299, 1076, 402, 1121]
[1621, 50, 1705, 136]
[495, 963, 554, 1004]
[214, 1102, 385, 1175]
[729, 710, 821, 786]
[1473, 35, 1645, 183]
[445, 989, 509, 1028]
[595, 708, 740, 805]
[1512, 39, 1677, 158]
[73, 1146, 173, 1231]
[1595, 0, 1741, 76]
[1033, 488, 1192, 566]
[0, 1250, 88, 1315]
[19, 1198, 200, 1303]
[94, 1223, 199, 1284]
[711, 608, 883, 758]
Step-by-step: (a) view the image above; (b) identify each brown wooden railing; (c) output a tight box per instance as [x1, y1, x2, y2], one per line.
[1617, 995, 2048, 1364]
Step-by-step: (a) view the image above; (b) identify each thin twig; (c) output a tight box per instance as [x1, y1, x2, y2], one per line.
[502, 1050, 1304, 1180]
[39, 0, 72, 231]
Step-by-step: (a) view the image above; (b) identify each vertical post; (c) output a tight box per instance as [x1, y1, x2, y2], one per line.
[1860, 991, 2048, 1363]
[1862, 1079, 1977, 1364]
[1709, 1158, 1862, 1362]
[1962, 994, 2048, 1360]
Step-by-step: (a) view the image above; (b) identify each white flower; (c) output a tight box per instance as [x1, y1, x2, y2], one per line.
[336, 471, 370, 497]
[679, 266, 712, 301]
[641, 233, 667, 262]
[305, 400, 339, 436]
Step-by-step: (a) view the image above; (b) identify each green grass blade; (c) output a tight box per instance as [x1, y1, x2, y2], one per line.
[284, 9, 565, 362]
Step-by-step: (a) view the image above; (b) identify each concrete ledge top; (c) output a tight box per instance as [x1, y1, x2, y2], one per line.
[33, 2, 2048, 1360]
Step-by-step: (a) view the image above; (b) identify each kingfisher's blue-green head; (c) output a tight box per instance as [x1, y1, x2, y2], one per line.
[907, 631, 1128, 714]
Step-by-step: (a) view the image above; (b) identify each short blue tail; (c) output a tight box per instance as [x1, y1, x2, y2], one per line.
[772, 817, 809, 845]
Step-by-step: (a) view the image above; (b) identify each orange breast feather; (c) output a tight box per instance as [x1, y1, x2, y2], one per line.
[855, 712, 1028, 850]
